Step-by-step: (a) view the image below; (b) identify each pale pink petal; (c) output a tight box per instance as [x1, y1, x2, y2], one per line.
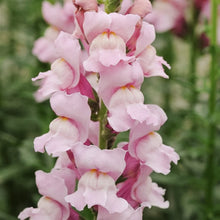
[32, 36, 58, 63]
[18, 207, 40, 220]
[110, 13, 140, 42]
[131, 166, 169, 209]
[55, 32, 81, 87]
[42, 1, 75, 33]
[71, 143, 126, 180]
[135, 21, 155, 56]
[50, 91, 91, 142]
[97, 205, 143, 220]
[98, 61, 144, 107]
[127, 0, 152, 18]
[83, 11, 111, 43]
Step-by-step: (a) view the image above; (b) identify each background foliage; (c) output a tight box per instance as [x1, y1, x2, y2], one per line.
[0, 0, 219, 219]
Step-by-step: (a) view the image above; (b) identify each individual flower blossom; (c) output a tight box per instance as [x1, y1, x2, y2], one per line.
[120, 0, 152, 18]
[18, 168, 78, 220]
[42, 0, 75, 33]
[33, 0, 76, 63]
[73, 0, 98, 12]
[144, 0, 187, 33]
[83, 11, 140, 72]
[32, 27, 60, 63]
[34, 91, 91, 156]
[98, 61, 144, 106]
[127, 21, 170, 78]
[129, 130, 179, 174]
[130, 166, 170, 209]
[65, 144, 128, 213]
[33, 31, 93, 101]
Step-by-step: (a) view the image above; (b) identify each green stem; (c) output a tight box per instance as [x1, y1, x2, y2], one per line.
[189, 2, 198, 110]
[99, 100, 108, 149]
[204, 0, 218, 218]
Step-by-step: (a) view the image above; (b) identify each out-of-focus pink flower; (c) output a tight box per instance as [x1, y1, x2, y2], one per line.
[32, 27, 59, 63]
[145, 0, 186, 33]
[120, 0, 152, 18]
[33, 1, 76, 63]
[65, 144, 128, 213]
[18, 168, 77, 220]
[73, 0, 98, 11]
[42, 0, 75, 33]
[34, 91, 91, 156]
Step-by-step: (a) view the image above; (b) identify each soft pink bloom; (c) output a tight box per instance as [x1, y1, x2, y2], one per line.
[32, 27, 59, 63]
[98, 61, 144, 107]
[97, 205, 143, 220]
[33, 32, 93, 101]
[131, 166, 170, 208]
[34, 91, 91, 156]
[109, 101, 167, 132]
[73, 0, 98, 11]
[136, 45, 170, 78]
[125, 0, 152, 18]
[42, 0, 75, 33]
[83, 11, 140, 71]
[145, 0, 186, 33]
[65, 144, 128, 213]
[107, 86, 144, 132]
[32, 1, 76, 63]
[129, 131, 179, 174]
[18, 168, 77, 220]
[126, 21, 169, 78]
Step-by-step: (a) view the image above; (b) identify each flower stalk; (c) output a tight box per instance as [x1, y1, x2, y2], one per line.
[204, 0, 219, 218]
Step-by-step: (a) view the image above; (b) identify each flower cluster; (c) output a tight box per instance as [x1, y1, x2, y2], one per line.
[145, 0, 220, 45]
[19, 0, 179, 219]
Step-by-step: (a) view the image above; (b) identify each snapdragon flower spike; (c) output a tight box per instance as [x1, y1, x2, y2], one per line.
[83, 11, 140, 72]
[34, 91, 91, 156]
[18, 168, 78, 220]
[65, 144, 128, 213]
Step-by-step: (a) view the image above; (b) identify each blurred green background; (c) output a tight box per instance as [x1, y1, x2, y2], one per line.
[0, 0, 219, 219]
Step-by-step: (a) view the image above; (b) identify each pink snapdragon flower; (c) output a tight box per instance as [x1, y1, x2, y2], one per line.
[34, 91, 91, 156]
[129, 130, 179, 174]
[120, 0, 152, 18]
[33, 0, 76, 63]
[83, 11, 140, 72]
[65, 144, 128, 213]
[32, 27, 60, 63]
[145, 0, 187, 33]
[33, 31, 93, 101]
[18, 168, 78, 220]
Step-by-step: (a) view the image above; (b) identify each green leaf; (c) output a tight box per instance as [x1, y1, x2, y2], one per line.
[104, 0, 122, 13]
